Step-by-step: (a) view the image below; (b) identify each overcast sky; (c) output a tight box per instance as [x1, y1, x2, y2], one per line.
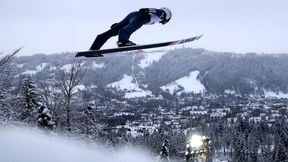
[1, 0, 288, 55]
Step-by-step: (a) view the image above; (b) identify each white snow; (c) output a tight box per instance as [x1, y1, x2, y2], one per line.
[16, 63, 25, 68]
[224, 89, 236, 94]
[161, 71, 205, 94]
[21, 70, 37, 75]
[49, 66, 56, 71]
[36, 63, 48, 71]
[264, 90, 288, 99]
[74, 84, 86, 92]
[61, 64, 73, 72]
[107, 74, 152, 98]
[107, 75, 137, 90]
[20, 63, 49, 75]
[138, 51, 166, 68]
[0, 127, 155, 162]
[125, 91, 152, 99]
[92, 62, 105, 69]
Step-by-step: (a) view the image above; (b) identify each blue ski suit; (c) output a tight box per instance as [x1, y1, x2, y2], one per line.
[90, 8, 167, 50]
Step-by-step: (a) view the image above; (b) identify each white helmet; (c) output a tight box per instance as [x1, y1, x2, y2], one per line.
[161, 7, 172, 21]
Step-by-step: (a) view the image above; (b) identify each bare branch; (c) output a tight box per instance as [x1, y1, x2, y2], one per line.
[0, 47, 22, 73]
[54, 59, 85, 131]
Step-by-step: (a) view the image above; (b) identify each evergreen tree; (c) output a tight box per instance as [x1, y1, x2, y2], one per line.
[246, 126, 258, 162]
[160, 139, 170, 161]
[232, 117, 251, 162]
[273, 117, 288, 161]
[37, 104, 55, 129]
[80, 106, 102, 140]
[19, 75, 40, 123]
[255, 121, 272, 162]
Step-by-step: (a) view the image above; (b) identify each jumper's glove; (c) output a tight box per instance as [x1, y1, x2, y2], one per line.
[139, 8, 149, 14]
[110, 23, 118, 29]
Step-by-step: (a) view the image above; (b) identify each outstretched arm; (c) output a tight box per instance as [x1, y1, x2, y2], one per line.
[139, 8, 165, 19]
[139, 8, 157, 14]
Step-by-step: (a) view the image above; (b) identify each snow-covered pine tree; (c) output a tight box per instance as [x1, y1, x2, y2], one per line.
[256, 120, 272, 162]
[37, 104, 55, 129]
[18, 75, 40, 123]
[78, 106, 105, 141]
[272, 116, 288, 161]
[246, 123, 259, 162]
[232, 116, 251, 162]
[38, 79, 65, 128]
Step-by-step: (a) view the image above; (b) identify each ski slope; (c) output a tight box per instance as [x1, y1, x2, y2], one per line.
[107, 74, 152, 98]
[161, 71, 205, 94]
[138, 51, 166, 69]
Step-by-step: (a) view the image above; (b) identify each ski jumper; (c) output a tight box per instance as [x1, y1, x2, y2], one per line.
[90, 8, 167, 50]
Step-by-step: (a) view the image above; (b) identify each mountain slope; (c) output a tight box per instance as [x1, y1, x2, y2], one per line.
[10, 49, 288, 97]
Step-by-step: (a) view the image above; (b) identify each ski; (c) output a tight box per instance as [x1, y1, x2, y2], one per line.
[75, 35, 203, 57]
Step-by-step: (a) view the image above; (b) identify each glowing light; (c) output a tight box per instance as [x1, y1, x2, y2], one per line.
[189, 135, 203, 148]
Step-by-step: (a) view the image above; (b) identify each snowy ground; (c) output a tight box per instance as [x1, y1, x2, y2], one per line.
[0, 127, 156, 162]
[107, 74, 152, 98]
[161, 71, 205, 94]
[138, 51, 167, 69]
[19, 63, 49, 75]
[264, 90, 288, 99]
[17, 58, 206, 98]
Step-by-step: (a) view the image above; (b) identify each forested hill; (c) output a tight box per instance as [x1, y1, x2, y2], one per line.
[10, 48, 288, 96]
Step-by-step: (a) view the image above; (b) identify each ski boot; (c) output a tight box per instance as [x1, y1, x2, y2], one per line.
[117, 41, 136, 47]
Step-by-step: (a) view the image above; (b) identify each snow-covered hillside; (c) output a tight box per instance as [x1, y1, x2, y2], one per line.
[107, 74, 152, 98]
[161, 71, 205, 94]
[138, 51, 166, 68]
[0, 128, 155, 162]
[11, 50, 288, 96]
[264, 90, 288, 99]
[20, 63, 49, 75]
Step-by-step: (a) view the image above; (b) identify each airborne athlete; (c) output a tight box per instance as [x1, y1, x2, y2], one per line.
[89, 7, 172, 50]
[76, 7, 202, 57]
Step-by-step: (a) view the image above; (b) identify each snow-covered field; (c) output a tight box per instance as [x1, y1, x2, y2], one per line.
[264, 90, 288, 99]
[107, 74, 152, 98]
[92, 62, 105, 69]
[161, 71, 205, 94]
[0, 128, 155, 162]
[42, 69, 204, 98]
[20, 63, 49, 75]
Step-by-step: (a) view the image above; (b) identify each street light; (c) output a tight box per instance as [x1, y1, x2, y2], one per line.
[185, 135, 210, 162]
[189, 134, 203, 148]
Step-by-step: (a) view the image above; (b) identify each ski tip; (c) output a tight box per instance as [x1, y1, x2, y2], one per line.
[197, 34, 203, 39]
